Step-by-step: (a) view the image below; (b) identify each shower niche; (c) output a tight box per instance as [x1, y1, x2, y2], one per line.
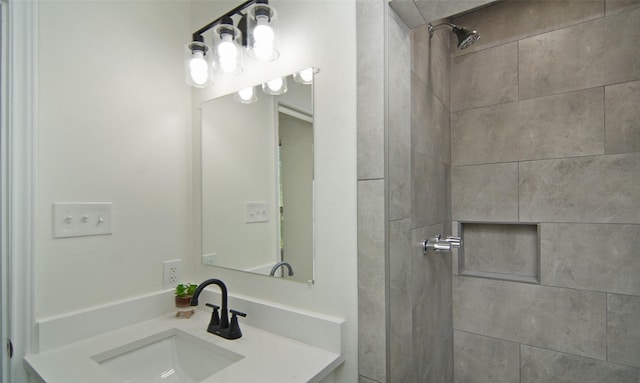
[454, 222, 540, 284]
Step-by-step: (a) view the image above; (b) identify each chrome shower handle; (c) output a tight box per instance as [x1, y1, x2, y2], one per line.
[444, 236, 462, 248]
[422, 234, 462, 255]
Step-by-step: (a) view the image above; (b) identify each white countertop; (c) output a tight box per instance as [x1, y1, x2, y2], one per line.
[25, 309, 344, 383]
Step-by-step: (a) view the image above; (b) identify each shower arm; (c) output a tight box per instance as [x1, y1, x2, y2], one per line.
[427, 22, 458, 38]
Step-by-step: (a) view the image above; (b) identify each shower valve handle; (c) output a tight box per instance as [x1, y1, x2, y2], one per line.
[422, 234, 462, 255]
[444, 236, 462, 248]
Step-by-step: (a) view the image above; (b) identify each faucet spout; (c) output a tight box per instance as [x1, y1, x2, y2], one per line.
[190, 278, 229, 329]
[269, 261, 294, 277]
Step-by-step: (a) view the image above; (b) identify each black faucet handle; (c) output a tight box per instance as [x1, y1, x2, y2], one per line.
[230, 309, 247, 317]
[227, 309, 247, 340]
[205, 303, 221, 330]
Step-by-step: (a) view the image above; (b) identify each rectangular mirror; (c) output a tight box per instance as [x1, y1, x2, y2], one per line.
[200, 69, 315, 284]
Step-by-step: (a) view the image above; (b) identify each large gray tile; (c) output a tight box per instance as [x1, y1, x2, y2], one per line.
[606, 0, 640, 15]
[389, 16, 412, 220]
[461, 223, 539, 279]
[357, 0, 385, 180]
[411, 223, 451, 313]
[412, 152, 450, 228]
[519, 153, 640, 224]
[389, 219, 415, 383]
[389, 0, 425, 29]
[541, 223, 640, 296]
[452, 0, 604, 56]
[452, 88, 605, 165]
[412, 222, 453, 383]
[357, 179, 386, 382]
[605, 80, 640, 154]
[359, 376, 380, 383]
[521, 345, 640, 383]
[453, 331, 519, 383]
[414, 269, 453, 383]
[453, 276, 607, 359]
[519, 8, 640, 99]
[452, 163, 518, 222]
[412, 22, 451, 109]
[412, 73, 451, 164]
[413, 0, 494, 27]
[451, 42, 518, 111]
[608, 294, 640, 368]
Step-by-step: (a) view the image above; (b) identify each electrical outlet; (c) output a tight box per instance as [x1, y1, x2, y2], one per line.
[163, 259, 181, 289]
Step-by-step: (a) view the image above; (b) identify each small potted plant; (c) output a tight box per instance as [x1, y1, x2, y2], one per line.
[175, 283, 197, 318]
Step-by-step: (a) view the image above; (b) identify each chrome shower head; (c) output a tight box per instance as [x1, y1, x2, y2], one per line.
[428, 22, 481, 50]
[452, 25, 480, 49]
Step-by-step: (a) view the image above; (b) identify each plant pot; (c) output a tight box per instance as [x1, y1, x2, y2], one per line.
[175, 295, 192, 308]
[175, 296, 195, 318]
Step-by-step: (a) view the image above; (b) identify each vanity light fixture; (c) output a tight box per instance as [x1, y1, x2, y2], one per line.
[185, 0, 280, 88]
[262, 76, 287, 95]
[234, 86, 258, 103]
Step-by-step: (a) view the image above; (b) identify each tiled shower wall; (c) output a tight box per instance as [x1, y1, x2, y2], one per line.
[450, 2, 640, 382]
[357, 0, 454, 381]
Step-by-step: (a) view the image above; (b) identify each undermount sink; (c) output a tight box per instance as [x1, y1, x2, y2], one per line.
[91, 328, 243, 383]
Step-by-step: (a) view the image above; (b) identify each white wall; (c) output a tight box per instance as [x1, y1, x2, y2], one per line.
[191, 1, 358, 382]
[33, 1, 357, 382]
[36, 1, 193, 317]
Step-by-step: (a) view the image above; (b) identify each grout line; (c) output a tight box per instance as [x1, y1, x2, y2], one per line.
[519, 342, 522, 383]
[455, 272, 640, 297]
[606, 293, 609, 362]
[452, 150, 635, 168]
[602, 86, 607, 154]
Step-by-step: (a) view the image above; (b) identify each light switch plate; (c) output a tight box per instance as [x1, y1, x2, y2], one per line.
[53, 202, 112, 238]
[245, 201, 269, 223]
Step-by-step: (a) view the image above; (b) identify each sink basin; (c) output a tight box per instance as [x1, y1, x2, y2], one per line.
[91, 328, 243, 383]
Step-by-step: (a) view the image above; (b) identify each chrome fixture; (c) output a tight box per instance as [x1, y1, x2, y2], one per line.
[428, 22, 480, 50]
[422, 235, 462, 254]
[269, 261, 294, 277]
[185, 0, 279, 88]
[190, 279, 247, 339]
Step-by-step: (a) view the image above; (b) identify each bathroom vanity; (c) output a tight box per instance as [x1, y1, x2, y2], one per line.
[24, 289, 344, 383]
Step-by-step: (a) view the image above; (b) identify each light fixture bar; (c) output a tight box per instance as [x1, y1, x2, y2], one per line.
[191, 0, 265, 42]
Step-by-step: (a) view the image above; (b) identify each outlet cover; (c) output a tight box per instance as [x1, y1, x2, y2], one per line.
[163, 259, 181, 289]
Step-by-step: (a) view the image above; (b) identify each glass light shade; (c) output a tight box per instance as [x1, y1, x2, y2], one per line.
[262, 76, 287, 95]
[247, 3, 279, 61]
[184, 41, 213, 88]
[234, 86, 258, 104]
[213, 23, 243, 75]
[293, 67, 317, 84]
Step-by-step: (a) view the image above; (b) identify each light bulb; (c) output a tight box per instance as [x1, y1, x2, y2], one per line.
[267, 78, 283, 92]
[299, 68, 313, 83]
[252, 16, 275, 61]
[217, 33, 239, 74]
[254, 16, 274, 42]
[189, 50, 209, 86]
[238, 87, 255, 101]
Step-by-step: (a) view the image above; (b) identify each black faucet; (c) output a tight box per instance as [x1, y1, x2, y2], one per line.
[269, 261, 294, 277]
[190, 279, 246, 340]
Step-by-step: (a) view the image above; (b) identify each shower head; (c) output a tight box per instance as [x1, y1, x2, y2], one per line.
[428, 22, 481, 50]
[452, 25, 480, 49]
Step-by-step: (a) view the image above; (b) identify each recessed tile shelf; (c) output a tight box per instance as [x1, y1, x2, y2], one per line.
[456, 222, 540, 284]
